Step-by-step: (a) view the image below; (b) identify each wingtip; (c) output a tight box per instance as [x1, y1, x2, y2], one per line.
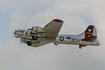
[53, 19, 63, 22]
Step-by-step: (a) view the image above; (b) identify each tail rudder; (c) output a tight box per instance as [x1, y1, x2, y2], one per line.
[85, 25, 97, 38]
[79, 25, 97, 42]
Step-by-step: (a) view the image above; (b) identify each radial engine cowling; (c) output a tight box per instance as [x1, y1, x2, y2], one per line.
[21, 38, 27, 43]
[32, 26, 44, 32]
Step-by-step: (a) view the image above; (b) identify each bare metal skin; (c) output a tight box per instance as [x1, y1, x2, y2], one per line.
[14, 19, 100, 49]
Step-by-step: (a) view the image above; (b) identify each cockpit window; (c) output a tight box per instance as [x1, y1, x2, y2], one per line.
[17, 30, 25, 33]
[28, 29, 32, 30]
[17, 30, 19, 32]
[20, 30, 25, 33]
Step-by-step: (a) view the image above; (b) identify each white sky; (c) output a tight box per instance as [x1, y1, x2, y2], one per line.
[0, 0, 105, 70]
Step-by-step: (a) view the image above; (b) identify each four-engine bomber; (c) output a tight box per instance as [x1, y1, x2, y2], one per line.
[14, 19, 100, 49]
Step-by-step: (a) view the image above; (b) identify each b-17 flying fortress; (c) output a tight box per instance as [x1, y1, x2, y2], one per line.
[14, 19, 100, 49]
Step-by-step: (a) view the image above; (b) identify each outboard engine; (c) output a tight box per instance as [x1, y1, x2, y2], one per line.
[21, 38, 33, 46]
[21, 38, 27, 43]
[27, 41, 32, 46]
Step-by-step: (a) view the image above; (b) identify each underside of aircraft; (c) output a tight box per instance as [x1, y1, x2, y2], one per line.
[14, 19, 100, 49]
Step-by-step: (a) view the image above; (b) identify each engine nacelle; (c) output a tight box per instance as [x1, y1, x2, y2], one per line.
[32, 26, 44, 32]
[27, 41, 32, 46]
[54, 42, 58, 46]
[27, 29, 34, 36]
[21, 38, 27, 43]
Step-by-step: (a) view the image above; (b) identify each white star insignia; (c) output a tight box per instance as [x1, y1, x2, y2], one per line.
[88, 29, 91, 32]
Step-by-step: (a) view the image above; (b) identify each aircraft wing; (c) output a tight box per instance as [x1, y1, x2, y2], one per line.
[31, 19, 63, 47]
[31, 40, 52, 47]
[43, 19, 63, 40]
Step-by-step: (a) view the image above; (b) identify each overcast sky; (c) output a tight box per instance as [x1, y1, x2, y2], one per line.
[0, 0, 105, 70]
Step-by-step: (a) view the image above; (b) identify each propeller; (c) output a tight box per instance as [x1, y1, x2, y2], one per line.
[36, 26, 38, 32]
[20, 38, 22, 46]
[12, 36, 15, 37]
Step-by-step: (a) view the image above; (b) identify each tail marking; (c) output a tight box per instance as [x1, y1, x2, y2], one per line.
[85, 25, 94, 38]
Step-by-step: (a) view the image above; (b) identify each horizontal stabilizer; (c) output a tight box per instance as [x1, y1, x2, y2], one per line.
[82, 36, 97, 42]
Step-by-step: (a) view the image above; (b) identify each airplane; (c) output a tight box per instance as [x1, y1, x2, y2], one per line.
[14, 19, 100, 49]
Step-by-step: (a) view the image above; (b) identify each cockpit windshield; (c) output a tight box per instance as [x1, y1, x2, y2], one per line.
[20, 31, 24, 33]
[28, 29, 32, 30]
[16, 30, 25, 33]
[16, 30, 19, 32]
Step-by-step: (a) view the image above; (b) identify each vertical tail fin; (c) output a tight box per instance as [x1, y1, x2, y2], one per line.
[79, 25, 97, 41]
[85, 25, 97, 38]
[79, 25, 99, 49]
